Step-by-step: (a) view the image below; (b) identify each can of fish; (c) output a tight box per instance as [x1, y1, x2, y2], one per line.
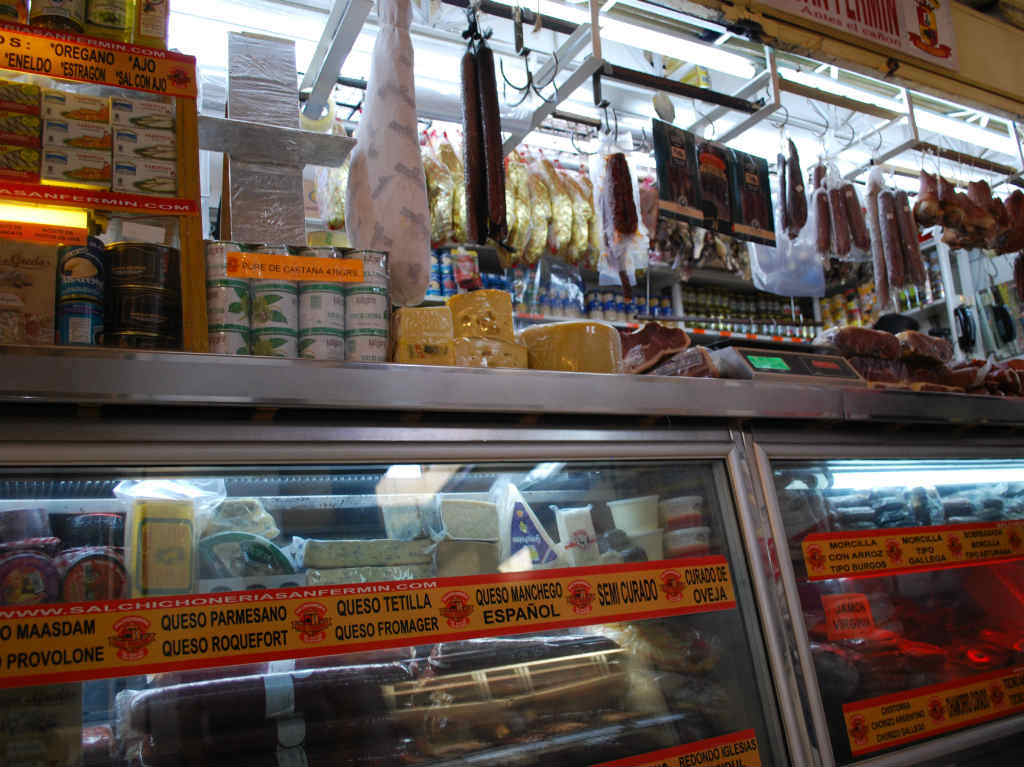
[56, 301, 103, 345]
[106, 242, 180, 292]
[208, 329, 250, 356]
[105, 330, 179, 350]
[106, 284, 180, 335]
[205, 240, 243, 279]
[250, 326, 297, 358]
[297, 248, 345, 361]
[206, 278, 250, 329]
[56, 236, 105, 304]
[344, 328, 389, 362]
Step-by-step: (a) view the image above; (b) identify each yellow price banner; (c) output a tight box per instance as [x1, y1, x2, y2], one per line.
[844, 665, 1024, 756]
[802, 521, 1024, 581]
[593, 729, 761, 767]
[226, 251, 365, 282]
[0, 557, 736, 689]
[0, 21, 196, 98]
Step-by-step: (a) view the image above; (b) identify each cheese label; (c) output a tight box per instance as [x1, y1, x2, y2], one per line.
[802, 520, 1024, 581]
[822, 593, 875, 641]
[593, 729, 761, 766]
[844, 665, 1024, 756]
[0, 557, 736, 689]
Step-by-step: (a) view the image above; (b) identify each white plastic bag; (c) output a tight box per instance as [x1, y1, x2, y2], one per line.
[345, 0, 430, 306]
[750, 189, 825, 297]
[589, 135, 649, 290]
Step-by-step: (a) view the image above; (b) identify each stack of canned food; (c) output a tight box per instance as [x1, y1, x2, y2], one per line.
[55, 237, 105, 346]
[105, 242, 182, 349]
[204, 241, 389, 362]
[425, 250, 457, 299]
[584, 291, 675, 325]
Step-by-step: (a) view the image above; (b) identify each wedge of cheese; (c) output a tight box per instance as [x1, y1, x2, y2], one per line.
[391, 306, 455, 365]
[518, 321, 622, 373]
[454, 337, 528, 368]
[306, 564, 434, 586]
[438, 498, 499, 540]
[303, 538, 433, 568]
[436, 540, 499, 577]
[447, 289, 514, 342]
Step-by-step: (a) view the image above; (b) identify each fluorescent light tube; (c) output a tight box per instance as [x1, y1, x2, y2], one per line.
[486, 0, 755, 79]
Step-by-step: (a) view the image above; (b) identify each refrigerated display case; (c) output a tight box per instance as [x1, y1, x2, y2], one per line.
[0, 419, 790, 766]
[747, 428, 1024, 766]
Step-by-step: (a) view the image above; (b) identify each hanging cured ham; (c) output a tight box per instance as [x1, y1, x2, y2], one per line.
[346, 0, 430, 306]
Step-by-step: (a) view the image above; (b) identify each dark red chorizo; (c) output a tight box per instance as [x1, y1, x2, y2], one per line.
[879, 190, 905, 287]
[813, 188, 830, 255]
[841, 183, 870, 251]
[778, 153, 789, 235]
[829, 186, 851, 256]
[461, 48, 487, 244]
[475, 42, 507, 242]
[787, 139, 807, 235]
[896, 191, 926, 285]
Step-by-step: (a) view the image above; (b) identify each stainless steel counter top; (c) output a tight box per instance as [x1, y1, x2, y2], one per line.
[1, 345, 1021, 426]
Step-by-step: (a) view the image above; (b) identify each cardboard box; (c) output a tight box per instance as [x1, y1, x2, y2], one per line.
[0, 143, 40, 181]
[0, 239, 58, 345]
[42, 147, 111, 187]
[43, 118, 112, 152]
[41, 90, 109, 123]
[0, 79, 40, 115]
[0, 110, 41, 148]
[110, 96, 174, 131]
[112, 126, 176, 161]
[112, 158, 177, 196]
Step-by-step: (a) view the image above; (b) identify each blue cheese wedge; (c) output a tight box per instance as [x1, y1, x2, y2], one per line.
[438, 498, 498, 540]
[436, 540, 499, 577]
[381, 505, 425, 541]
[306, 564, 434, 586]
[303, 538, 433, 568]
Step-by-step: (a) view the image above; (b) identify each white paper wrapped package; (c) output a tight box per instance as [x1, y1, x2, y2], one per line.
[491, 478, 563, 571]
[346, 0, 430, 306]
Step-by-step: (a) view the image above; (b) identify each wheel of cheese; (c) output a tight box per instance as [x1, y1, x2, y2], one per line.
[518, 321, 623, 373]
[56, 546, 128, 602]
[0, 552, 59, 604]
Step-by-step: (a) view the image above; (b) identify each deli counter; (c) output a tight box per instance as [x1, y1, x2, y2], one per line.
[2, 348, 1024, 766]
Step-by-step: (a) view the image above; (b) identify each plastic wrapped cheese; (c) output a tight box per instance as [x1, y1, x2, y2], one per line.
[447, 289, 514, 341]
[518, 321, 623, 373]
[505, 151, 532, 260]
[302, 538, 433, 568]
[392, 306, 454, 338]
[524, 160, 552, 264]
[435, 135, 466, 244]
[541, 157, 573, 258]
[391, 305, 455, 365]
[423, 150, 455, 246]
[454, 337, 527, 368]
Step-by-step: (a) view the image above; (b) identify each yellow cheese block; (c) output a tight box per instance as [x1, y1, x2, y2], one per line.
[454, 337, 528, 368]
[391, 306, 455, 365]
[392, 306, 455, 338]
[518, 321, 623, 373]
[447, 289, 514, 342]
[392, 338, 455, 365]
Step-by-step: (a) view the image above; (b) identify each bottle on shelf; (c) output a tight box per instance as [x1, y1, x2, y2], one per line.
[1, 0, 27, 23]
[30, 0, 86, 32]
[85, 0, 134, 42]
[133, 0, 168, 49]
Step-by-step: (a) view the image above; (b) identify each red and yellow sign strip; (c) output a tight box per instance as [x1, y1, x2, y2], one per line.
[593, 729, 761, 767]
[844, 665, 1024, 756]
[0, 220, 86, 245]
[0, 557, 735, 689]
[802, 521, 1024, 581]
[0, 181, 198, 214]
[226, 251, 365, 282]
[0, 21, 197, 98]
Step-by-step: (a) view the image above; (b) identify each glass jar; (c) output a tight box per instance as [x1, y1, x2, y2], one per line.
[85, 0, 134, 42]
[30, 0, 85, 31]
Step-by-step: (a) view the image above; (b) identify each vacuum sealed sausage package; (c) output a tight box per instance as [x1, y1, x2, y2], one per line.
[589, 135, 649, 293]
[729, 149, 775, 245]
[651, 118, 703, 227]
[695, 139, 733, 233]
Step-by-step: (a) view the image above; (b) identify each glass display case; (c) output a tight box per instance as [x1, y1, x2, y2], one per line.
[759, 450, 1024, 765]
[0, 449, 787, 766]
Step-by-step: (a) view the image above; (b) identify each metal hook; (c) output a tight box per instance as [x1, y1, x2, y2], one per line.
[570, 128, 597, 156]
